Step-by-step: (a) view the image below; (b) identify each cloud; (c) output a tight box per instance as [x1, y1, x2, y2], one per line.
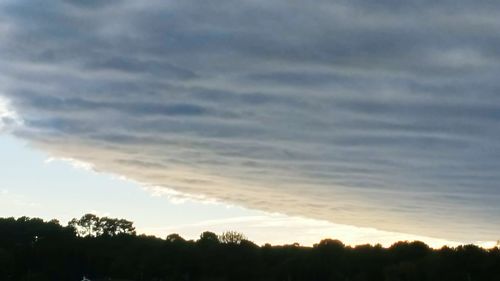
[45, 157, 94, 171]
[0, 96, 21, 131]
[1, 0, 500, 242]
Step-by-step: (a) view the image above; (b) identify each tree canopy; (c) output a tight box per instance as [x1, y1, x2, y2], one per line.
[1, 215, 499, 281]
[68, 214, 135, 237]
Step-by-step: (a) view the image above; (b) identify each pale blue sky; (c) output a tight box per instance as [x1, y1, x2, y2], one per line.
[0, 134, 253, 232]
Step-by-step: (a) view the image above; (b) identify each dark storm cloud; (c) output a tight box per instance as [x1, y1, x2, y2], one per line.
[1, 0, 500, 241]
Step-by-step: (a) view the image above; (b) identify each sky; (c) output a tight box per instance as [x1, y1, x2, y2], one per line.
[1, 0, 500, 246]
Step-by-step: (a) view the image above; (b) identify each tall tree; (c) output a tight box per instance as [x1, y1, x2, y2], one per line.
[69, 214, 100, 237]
[219, 231, 246, 245]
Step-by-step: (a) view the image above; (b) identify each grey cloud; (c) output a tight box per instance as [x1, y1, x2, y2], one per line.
[62, 0, 123, 9]
[1, 0, 500, 242]
[82, 57, 198, 80]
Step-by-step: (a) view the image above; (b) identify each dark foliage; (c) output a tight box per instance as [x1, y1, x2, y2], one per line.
[1, 215, 500, 281]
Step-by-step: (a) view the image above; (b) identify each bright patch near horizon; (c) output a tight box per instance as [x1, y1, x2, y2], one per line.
[1, 0, 500, 242]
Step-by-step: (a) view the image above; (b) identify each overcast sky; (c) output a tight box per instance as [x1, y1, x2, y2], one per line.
[1, 0, 500, 243]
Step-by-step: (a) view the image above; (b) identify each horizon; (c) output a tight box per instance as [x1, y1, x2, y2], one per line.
[2, 212, 499, 250]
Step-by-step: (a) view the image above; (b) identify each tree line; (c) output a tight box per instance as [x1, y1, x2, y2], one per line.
[1, 214, 500, 281]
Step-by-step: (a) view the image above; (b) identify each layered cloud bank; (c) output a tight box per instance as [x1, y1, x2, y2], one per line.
[1, 0, 500, 241]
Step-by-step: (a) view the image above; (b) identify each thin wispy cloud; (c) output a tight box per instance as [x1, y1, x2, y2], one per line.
[1, 0, 499, 241]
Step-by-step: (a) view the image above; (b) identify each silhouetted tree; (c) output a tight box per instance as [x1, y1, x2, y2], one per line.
[99, 217, 135, 236]
[1, 215, 500, 281]
[68, 214, 135, 237]
[198, 231, 219, 247]
[69, 214, 100, 237]
[219, 231, 246, 244]
[166, 233, 185, 243]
